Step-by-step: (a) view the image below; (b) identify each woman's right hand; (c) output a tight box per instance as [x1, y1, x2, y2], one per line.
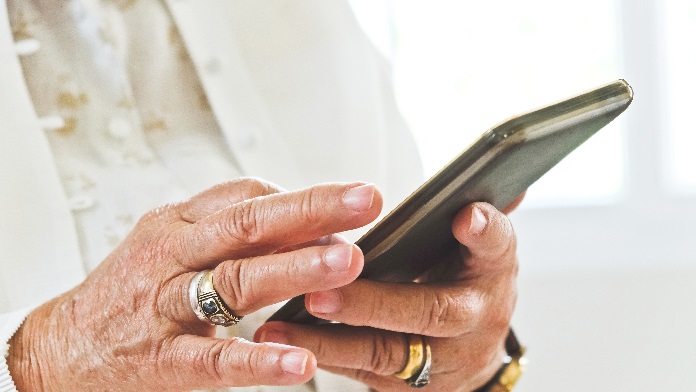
[7, 178, 382, 391]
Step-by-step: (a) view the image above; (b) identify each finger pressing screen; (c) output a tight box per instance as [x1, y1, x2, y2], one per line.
[173, 182, 383, 268]
[176, 177, 284, 223]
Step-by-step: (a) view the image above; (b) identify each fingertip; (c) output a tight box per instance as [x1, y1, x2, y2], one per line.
[252, 325, 317, 382]
[284, 349, 317, 381]
[273, 347, 317, 385]
[329, 233, 351, 244]
[371, 186, 384, 214]
[306, 288, 343, 315]
[257, 329, 290, 346]
[452, 202, 493, 244]
[502, 192, 526, 214]
[453, 202, 516, 261]
[350, 243, 365, 273]
[343, 182, 383, 221]
[255, 321, 284, 342]
[469, 205, 488, 235]
[320, 244, 364, 288]
[281, 350, 314, 376]
[323, 244, 354, 272]
[342, 183, 376, 211]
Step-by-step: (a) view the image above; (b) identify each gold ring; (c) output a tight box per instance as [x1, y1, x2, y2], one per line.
[406, 338, 431, 388]
[189, 270, 242, 327]
[394, 334, 426, 380]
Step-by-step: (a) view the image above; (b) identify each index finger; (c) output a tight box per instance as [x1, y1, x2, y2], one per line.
[302, 202, 518, 337]
[176, 177, 284, 223]
[502, 192, 526, 215]
[174, 183, 383, 268]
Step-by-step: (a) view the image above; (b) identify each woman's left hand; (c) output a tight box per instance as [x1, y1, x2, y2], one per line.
[255, 200, 520, 391]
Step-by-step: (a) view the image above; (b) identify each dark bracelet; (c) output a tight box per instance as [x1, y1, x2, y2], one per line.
[474, 328, 526, 392]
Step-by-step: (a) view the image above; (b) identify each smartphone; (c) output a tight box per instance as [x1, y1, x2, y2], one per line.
[268, 79, 634, 324]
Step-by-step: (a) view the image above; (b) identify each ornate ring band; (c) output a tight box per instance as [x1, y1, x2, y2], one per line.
[189, 270, 242, 327]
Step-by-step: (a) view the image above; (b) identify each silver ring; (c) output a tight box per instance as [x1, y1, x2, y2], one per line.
[188, 270, 242, 327]
[406, 337, 431, 388]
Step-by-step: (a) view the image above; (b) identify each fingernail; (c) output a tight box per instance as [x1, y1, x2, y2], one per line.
[469, 206, 487, 235]
[258, 330, 289, 345]
[308, 289, 342, 314]
[315, 235, 333, 246]
[342, 184, 375, 211]
[324, 244, 352, 271]
[281, 352, 309, 375]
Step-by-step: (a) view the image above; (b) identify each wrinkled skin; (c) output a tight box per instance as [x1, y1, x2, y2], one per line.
[8, 178, 521, 392]
[256, 199, 522, 392]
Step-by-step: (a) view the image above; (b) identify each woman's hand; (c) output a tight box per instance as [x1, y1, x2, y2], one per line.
[256, 200, 521, 392]
[7, 178, 383, 391]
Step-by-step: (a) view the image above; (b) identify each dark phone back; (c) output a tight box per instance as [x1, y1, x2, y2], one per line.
[269, 80, 633, 324]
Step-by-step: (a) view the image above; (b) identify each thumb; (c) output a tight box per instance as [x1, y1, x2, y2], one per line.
[451, 202, 517, 275]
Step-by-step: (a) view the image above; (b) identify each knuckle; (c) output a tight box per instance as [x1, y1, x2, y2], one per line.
[463, 290, 487, 323]
[145, 203, 180, 224]
[486, 315, 512, 345]
[130, 205, 182, 256]
[352, 368, 376, 385]
[366, 292, 387, 327]
[470, 347, 500, 378]
[215, 261, 253, 314]
[239, 177, 273, 199]
[138, 207, 163, 225]
[153, 231, 178, 256]
[311, 333, 330, 360]
[488, 291, 516, 338]
[366, 334, 402, 375]
[298, 187, 322, 224]
[171, 229, 203, 266]
[421, 291, 466, 336]
[225, 200, 264, 245]
[193, 340, 229, 384]
[244, 344, 271, 383]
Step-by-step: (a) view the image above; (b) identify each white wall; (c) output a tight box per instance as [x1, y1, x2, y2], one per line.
[511, 1, 696, 388]
[349, 0, 696, 390]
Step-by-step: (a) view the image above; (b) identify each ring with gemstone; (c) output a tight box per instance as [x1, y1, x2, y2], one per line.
[189, 270, 242, 327]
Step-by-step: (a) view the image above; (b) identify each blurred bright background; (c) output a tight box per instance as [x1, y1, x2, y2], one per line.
[349, 0, 696, 390]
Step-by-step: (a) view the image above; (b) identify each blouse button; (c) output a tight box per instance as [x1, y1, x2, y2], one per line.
[68, 195, 95, 211]
[108, 117, 133, 139]
[38, 116, 66, 132]
[14, 38, 41, 56]
[204, 57, 222, 74]
[237, 131, 257, 150]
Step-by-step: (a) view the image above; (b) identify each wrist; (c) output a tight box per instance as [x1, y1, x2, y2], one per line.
[473, 329, 526, 392]
[8, 314, 45, 391]
[7, 302, 63, 391]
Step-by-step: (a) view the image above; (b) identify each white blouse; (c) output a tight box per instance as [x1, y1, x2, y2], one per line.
[9, 0, 243, 272]
[6, 0, 367, 391]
